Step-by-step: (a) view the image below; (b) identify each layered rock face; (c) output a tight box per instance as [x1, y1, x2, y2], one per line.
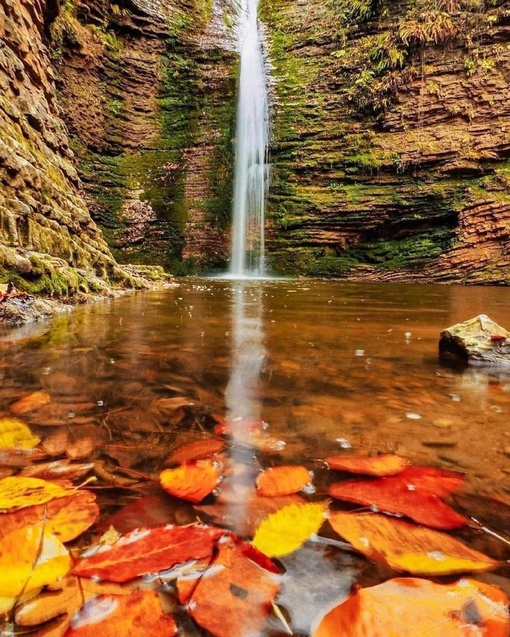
[55, 0, 238, 273]
[0, 0, 129, 295]
[261, 0, 510, 282]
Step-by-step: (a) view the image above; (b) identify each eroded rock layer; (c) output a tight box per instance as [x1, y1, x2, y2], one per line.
[261, 0, 510, 282]
[55, 0, 237, 273]
[0, 0, 130, 295]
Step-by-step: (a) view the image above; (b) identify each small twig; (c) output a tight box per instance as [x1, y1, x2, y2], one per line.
[272, 602, 293, 635]
[471, 517, 510, 548]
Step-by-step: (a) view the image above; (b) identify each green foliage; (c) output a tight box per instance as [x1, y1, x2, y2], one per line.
[307, 254, 357, 277]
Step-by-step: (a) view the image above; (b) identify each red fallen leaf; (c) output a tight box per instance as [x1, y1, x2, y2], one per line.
[256, 465, 311, 496]
[160, 459, 221, 503]
[64, 589, 177, 637]
[325, 454, 409, 477]
[312, 577, 510, 637]
[97, 493, 196, 535]
[177, 535, 280, 637]
[491, 334, 507, 342]
[165, 438, 225, 464]
[73, 523, 224, 582]
[393, 466, 465, 497]
[329, 479, 468, 529]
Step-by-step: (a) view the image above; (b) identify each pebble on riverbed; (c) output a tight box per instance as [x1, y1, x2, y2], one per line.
[439, 314, 510, 367]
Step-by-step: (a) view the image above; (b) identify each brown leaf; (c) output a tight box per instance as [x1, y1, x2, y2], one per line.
[10, 391, 51, 415]
[42, 432, 69, 457]
[166, 438, 225, 464]
[66, 437, 95, 460]
[20, 460, 94, 481]
[325, 454, 409, 477]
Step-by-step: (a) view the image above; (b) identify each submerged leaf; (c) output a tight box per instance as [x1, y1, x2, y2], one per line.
[160, 460, 221, 503]
[329, 511, 499, 575]
[0, 418, 40, 449]
[312, 577, 510, 637]
[325, 454, 408, 477]
[177, 535, 280, 637]
[10, 391, 51, 415]
[256, 465, 311, 496]
[166, 438, 225, 464]
[252, 501, 328, 557]
[73, 523, 224, 582]
[329, 478, 468, 529]
[65, 590, 177, 637]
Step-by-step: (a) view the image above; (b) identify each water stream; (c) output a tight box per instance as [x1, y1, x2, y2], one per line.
[229, 0, 269, 277]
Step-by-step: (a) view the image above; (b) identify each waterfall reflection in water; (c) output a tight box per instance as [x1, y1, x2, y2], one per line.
[224, 282, 265, 529]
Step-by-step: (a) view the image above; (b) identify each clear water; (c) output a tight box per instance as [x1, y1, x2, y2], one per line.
[1, 279, 509, 634]
[229, 0, 269, 277]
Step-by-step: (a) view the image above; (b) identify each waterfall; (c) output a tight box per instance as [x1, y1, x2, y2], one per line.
[229, 0, 269, 278]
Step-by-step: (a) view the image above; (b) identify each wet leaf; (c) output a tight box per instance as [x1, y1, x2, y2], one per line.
[252, 501, 328, 557]
[329, 511, 500, 575]
[177, 535, 280, 637]
[256, 465, 311, 496]
[20, 460, 94, 481]
[0, 490, 99, 542]
[10, 391, 51, 415]
[0, 476, 74, 511]
[393, 466, 465, 497]
[0, 418, 40, 449]
[311, 577, 510, 637]
[0, 526, 71, 598]
[160, 459, 221, 503]
[66, 437, 95, 461]
[65, 589, 177, 637]
[0, 447, 47, 467]
[329, 478, 468, 529]
[73, 523, 224, 582]
[325, 454, 408, 477]
[165, 438, 225, 464]
[15, 576, 129, 627]
[41, 432, 69, 457]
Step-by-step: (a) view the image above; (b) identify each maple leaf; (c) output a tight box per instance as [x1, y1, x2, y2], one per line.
[329, 511, 499, 575]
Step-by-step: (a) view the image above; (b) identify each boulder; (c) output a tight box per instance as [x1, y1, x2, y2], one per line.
[439, 315, 510, 367]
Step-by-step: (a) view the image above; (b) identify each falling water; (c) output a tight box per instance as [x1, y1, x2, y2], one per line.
[229, 0, 269, 278]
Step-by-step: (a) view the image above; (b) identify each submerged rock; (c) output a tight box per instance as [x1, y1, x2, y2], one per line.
[439, 315, 510, 367]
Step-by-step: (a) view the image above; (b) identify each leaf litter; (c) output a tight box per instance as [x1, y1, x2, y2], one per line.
[0, 397, 508, 636]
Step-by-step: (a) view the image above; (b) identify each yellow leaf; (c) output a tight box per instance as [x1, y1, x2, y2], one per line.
[252, 502, 328, 557]
[329, 512, 500, 575]
[0, 418, 40, 449]
[0, 476, 73, 511]
[0, 526, 71, 597]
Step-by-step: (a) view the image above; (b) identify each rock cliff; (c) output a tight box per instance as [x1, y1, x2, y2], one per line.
[261, 0, 510, 282]
[0, 0, 131, 296]
[54, 0, 238, 273]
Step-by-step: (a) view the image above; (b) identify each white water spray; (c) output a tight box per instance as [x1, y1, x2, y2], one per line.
[229, 0, 269, 278]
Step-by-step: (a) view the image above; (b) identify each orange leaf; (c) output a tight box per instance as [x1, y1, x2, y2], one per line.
[1, 490, 99, 542]
[166, 438, 225, 464]
[177, 535, 280, 637]
[10, 391, 51, 415]
[64, 590, 177, 637]
[393, 466, 465, 497]
[329, 478, 468, 529]
[73, 523, 224, 582]
[329, 512, 499, 575]
[256, 465, 311, 496]
[160, 459, 221, 503]
[312, 577, 510, 637]
[325, 454, 409, 477]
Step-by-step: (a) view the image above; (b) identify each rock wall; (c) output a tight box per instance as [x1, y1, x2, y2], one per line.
[55, 0, 238, 274]
[261, 0, 510, 283]
[0, 0, 131, 295]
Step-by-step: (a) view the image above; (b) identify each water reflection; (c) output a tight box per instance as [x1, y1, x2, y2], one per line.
[224, 282, 266, 531]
